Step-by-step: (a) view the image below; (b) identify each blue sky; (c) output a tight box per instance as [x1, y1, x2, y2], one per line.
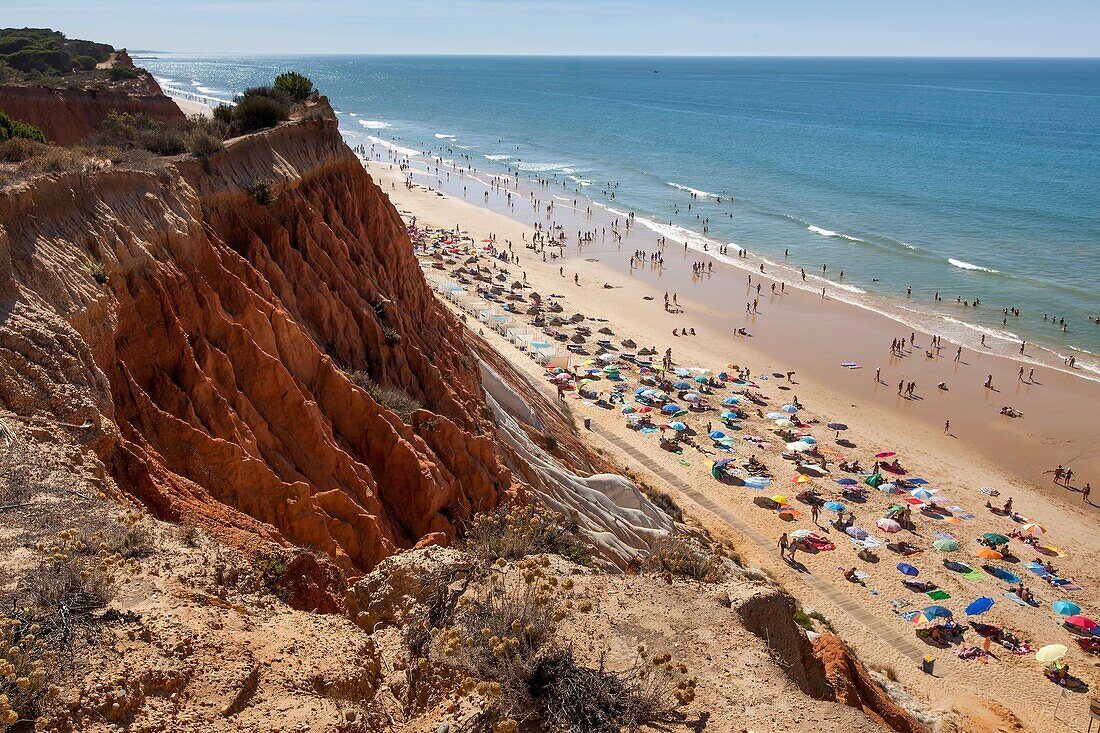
[8, 1, 1100, 56]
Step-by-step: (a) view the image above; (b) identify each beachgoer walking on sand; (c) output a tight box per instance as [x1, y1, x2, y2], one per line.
[1066, 468, 1074, 486]
[1083, 482, 1091, 503]
[874, 367, 881, 383]
[1018, 366, 1024, 381]
[955, 347, 962, 362]
[1028, 367, 1034, 382]
[811, 504, 820, 525]
[898, 380, 904, 395]
[984, 374, 993, 389]
[778, 532, 789, 558]
[1054, 465, 1064, 483]
[944, 420, 950, 434]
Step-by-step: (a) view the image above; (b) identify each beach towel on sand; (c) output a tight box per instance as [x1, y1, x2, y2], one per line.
[927, 590, 951, 601]
[962, 571, 985, 582]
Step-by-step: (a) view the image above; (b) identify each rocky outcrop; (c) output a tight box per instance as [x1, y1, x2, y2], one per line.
[813, 634, 930, 733]
[0, 106, 513, 575]
[0, 82, 182, 145]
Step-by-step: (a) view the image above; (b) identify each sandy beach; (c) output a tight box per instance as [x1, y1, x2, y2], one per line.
[168, 94, 213, 118]
[356, 148, 1100, 731]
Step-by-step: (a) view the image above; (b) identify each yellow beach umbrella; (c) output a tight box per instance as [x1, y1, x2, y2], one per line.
[1035, 644, 1068, 663]
[771, 495, 788, 505]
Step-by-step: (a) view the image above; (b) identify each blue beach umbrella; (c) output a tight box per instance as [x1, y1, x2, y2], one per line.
[668, 421, 688, 431]
[824, 501, 847, 512]
[781, 404, 798, 413]
[745, 477, 772, 489]
[709, 431, 726, 440]
[674, 368, 690, 376]
[661, 404, 682, 414]
[965, 597, 995, 616]
[694, 375, 710, 384]
[911, 488, 937, 501]
[801, 436, 817, 444]
[924, 605, 953, 619]
[674, 381, 692, 390]
[722, 397, 740, 406]
[1053, 600, 1081, 616]
[836, 478, 858, 486]
[897, 563, 920, 577]
[720, 411, 739, 420]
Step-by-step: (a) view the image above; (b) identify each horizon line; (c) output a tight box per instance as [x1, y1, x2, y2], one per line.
[127, 51, 1100, 60]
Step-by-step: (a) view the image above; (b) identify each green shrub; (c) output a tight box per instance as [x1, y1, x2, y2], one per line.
[274, 71, 314, 102]
[212, 103, 234, 125]
[0, 136, 46, 162]
[107, 65, 137, 80]
[0, 109, 46, 143]
[231, 92, 289, 134]
[89, 263, 108, 285]
[245, 177, 278, 206]
[91, 110, 227, 157]
[348, 371, 423, 422]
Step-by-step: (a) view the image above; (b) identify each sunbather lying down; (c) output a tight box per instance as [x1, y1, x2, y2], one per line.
[903, 579, 938, 592]
[887, 541, 921, 555]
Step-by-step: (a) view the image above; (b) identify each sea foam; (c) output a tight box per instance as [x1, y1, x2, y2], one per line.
[358, 119, 390, 129]
[948, 258, 999, 273]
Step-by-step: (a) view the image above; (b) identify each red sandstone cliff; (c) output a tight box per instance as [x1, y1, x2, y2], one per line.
[0, 106, 512, 573]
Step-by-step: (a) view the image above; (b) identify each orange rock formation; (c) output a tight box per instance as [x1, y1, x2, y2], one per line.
[0, 103, 513, 575]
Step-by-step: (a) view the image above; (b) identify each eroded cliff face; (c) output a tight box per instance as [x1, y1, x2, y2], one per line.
[0, 80, 183, 146]
[0, 110, 511, 573]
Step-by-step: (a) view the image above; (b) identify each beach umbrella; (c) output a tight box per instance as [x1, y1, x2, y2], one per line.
[771, 495, 788, 505]
[694, 375, 709, 384]
[668, 421, 688, 432]
[909, 478, 929, 485]
[789, 529, 813, 539]
[781, 404, 798, 413]
[621, 405, 635, 414]
[897, 563, 920, 577]
[965, 597, 995, 616]
[1036, 644, 1068, 663]
[708, 431, 726, 440]
[824, 501, 847, 512]
[745, 477, 772, 489]
[908, 610, 937, 624]
[721, 411, 739, 420]
[800, 436, 817, 445]
[598, 353, 615, 362]
[976, 548, 1002, 560]
[910, 488, 937, 501]
[786, 441, 813, 453]
[1022, 523, 1046, 536]
[845, 526, 868, 539]
[798, 464, 827, 476]
[878, 483, 898, 493]
[674, 368, 690, 376]
[791, 474, 813, 484]
[636, 406, 653, 413]
[1053, 600, 1080, 617]
[982, 533, 1011, 545]
[924, 605, 953, 619]
[875, 451, 896, 458]
[766, 412, 786, 419]
[933, 538, 960, 552]
[1065, 616, 1098, 631]
[877, 518, 902, 533]
[836, 478, 858, 486]
[722, 397, 740, 406]
[775, 419, 795, 428]
[827, 422, 849, 431]
[673, 381, 692, 390]
[683, 393, 701, 403]
[714, 458, 734, 468]
[661, 404, 682, 414]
